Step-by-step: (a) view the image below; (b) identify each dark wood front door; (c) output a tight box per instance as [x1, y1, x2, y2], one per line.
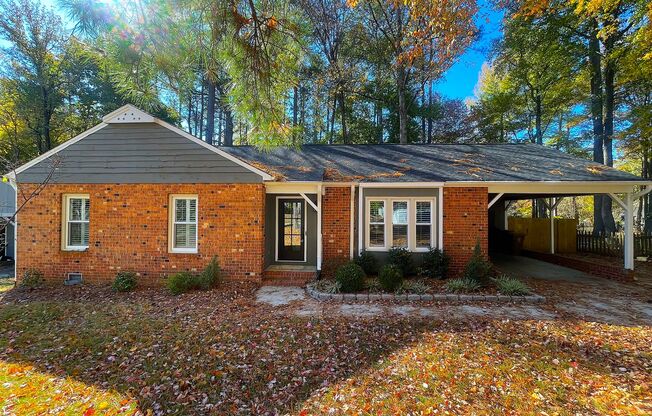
[278, 198, 305, 261]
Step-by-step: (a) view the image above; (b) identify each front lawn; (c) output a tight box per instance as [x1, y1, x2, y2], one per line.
[0, 284, 650, 415]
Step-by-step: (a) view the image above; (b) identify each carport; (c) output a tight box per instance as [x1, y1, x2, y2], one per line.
[484, 181, 652, 270]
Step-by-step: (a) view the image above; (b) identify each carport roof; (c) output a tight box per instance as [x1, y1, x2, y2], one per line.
[223, 143, 647, 183]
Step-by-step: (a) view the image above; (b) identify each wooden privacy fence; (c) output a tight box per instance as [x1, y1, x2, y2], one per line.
[508, 217, 578, 254]
[576, 231, 652, 257]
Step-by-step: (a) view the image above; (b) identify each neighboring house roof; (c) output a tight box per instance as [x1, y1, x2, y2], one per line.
[0, 182, 15, 217]
[222, 143, 645, 183]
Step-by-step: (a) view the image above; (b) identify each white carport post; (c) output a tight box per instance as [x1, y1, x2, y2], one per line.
[543, 197, 563, 254]
[608, 192, 634, 270]
[300, 189, 322, 271]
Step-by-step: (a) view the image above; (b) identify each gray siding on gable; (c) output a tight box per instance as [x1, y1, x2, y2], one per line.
[0, 183, 14, 217]
[17, 123, 263, 184]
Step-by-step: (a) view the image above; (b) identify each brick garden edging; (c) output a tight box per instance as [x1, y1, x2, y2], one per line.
[306, 286, 546, 304]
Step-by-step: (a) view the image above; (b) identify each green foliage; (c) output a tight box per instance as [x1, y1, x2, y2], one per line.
[396, 279, 429, 295]
[493, 275, 531, 296]
[364, 278, 382, 293]
[335, 262, 365, 293]
[462, 242, 492, 282]
[112, 271, 137, 292]
[378, 264, 403, 292]
[196, 256, 222, 290]
[313, 279, 341, 294]
[20, 269, 43, 289]
[355, 251, 379, 275]
[166, 272, 196, 296]
[421, 248, 449, 279]
[445, 278, 481, 294]
[388, 246, 413, 275]
[321, 257, 349, 280]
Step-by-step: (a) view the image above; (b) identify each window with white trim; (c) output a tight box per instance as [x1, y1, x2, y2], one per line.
[170, 195, 198, 253]
[392, 200, 409, 248]
[368, 200, 385, 248]
[63, 195, 90, 250]
[365, 197, 437, 252]
[415, 201, 432, 249]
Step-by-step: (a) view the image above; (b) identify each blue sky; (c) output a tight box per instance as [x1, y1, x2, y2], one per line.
[434, 2, 504, 101]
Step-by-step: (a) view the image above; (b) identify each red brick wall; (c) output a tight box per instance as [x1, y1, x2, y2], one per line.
[322, 186, 351, 262]
[443, 187, 488, 277]
[16, 183, 265, 285]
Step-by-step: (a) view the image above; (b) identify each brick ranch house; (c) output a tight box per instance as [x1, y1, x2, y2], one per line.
[5, 105, 652, 285]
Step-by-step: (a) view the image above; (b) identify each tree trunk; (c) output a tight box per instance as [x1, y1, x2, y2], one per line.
[397, 63, 408, 144]
[427, 80, 433, 144]
[589, 20, 605, 235]
[340, 93, 347, 143]
[224, 107, 234, 146]
[534, 94, 543, 145]
[601, 41, 617, 234]
[205, 78, 216, 145]
[376, 101, 383, 144]
[293, 86, 298, 126]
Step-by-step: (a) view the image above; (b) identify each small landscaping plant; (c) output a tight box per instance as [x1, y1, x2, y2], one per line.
[364, 277, 382, 293]
[355, 251, 379, 275]
[378, 264, 403, 292]
[388, 246, 413, 275]
[20, 269, 43, 289]
[166, 271, 197, 295]
[421, 247, 449, 279]
[396, 279, 429, 294]
[462, 242, 492, 282]
[196, 256, 222, 290]
[321, 257, 349, 280]
[112, 271, 137, 292]
[445, 277, 481, 293]
[335, 262, 365, 293]
[313, 279, 341, 294]
[493, 275, 531, 296]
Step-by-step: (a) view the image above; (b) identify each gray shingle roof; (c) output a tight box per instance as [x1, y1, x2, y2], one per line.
[222, 143, 644, 183]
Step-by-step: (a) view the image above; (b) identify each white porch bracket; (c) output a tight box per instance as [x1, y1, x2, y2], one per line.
[488, 193, 504, 209]
[607, 193, 627, 210]
[299, 192, 319, 212]
[633, 186, 652, 200]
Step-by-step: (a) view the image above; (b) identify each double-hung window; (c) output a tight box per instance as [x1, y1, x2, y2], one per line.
[415, 200, 432, 250]
[63, 195, 90, 250]
[392, 201, 409, 248]
[368, 200, 386, 248]
[366, 197, 436, 252]
[170, 195, 198, 253]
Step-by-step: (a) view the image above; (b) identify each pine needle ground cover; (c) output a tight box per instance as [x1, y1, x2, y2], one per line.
[1, 284, 650, 415]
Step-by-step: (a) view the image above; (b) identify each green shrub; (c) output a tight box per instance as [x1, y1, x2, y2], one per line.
[493, 275, 531, 296]
[396, 279, 429, 294]
[445, 278, 481, 293]
[378, 264, 403, 292]
[112, 271, 137, 292]
[335, 262, 365, 293]
[462, 242, 492, 282]
[321, 257, 349, 280]
[166, 272, 196, 295]
[196, 256, 222, 290]
[20, 269, 43, 289]
[355, 251, 379, 275]
[421, 248, 450, 279]
[388, 246, 413, 275]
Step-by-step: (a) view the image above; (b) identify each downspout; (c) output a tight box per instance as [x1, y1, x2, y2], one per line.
[358, 183, 364, 255]
[350, 184, 355, 259]
[317, 184, 323, 272]
[8, 176, 18, 283]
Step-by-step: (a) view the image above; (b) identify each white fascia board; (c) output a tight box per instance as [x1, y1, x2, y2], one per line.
[152, 119, 273, 181]
[11, 122, 109, 176]
[445, 181, 648, 194]
[359, 182, 445, 188]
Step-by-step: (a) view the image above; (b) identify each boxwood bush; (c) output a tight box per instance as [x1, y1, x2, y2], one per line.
[388, 246, 413, 275]
[335, 262, 365, 293]
[112, 271, 137, 292]
[20, 269, 43, 289]
[421, 248, 450, 279]
[355, 251, 379, 275]
[378, 264, 403, 292]
[166, 271, 196, 295]
[462, 242, 492, 282]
